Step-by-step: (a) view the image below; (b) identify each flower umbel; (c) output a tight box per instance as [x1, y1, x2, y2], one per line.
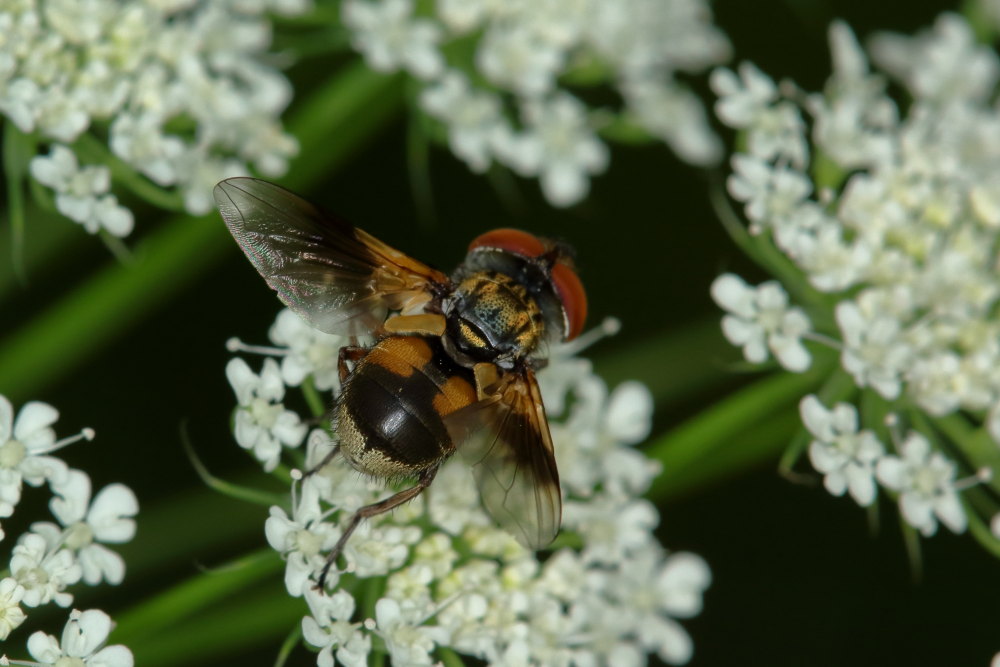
[710, 14, 1000, 556]
[3, 0, 303, 236]
[343, 0, 730, 207]
[228, 310, 711, 665]
[0, 395, 135, 661]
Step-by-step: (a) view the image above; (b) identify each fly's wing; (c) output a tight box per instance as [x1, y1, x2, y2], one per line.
[214, 177, 450, 336]
[444, 367, 561, 549]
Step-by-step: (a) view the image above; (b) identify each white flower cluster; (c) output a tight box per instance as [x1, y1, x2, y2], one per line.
[228, 308, 711, 666]
[709, 15, 1000, 540]
[4, 0, 304, 236]
[0, 395, 137, 665]
[342, 0, 730, 207]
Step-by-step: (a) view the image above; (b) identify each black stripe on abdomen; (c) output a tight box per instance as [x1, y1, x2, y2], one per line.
[341, 362, 450, 468]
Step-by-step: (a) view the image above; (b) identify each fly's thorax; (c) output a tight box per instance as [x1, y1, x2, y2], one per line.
[442, 269, 551, 368]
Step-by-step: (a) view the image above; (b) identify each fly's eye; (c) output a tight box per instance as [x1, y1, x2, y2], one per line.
[469, 228, 546, 257]
[551, 263, 587, 341]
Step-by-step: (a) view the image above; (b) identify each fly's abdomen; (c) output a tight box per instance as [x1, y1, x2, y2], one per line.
[336, 336, 476, 479]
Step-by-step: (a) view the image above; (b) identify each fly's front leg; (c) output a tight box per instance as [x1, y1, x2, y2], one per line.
[472, 362, 502, 399]
[338, 345, 368, 384]
[315, 464, 440, 590]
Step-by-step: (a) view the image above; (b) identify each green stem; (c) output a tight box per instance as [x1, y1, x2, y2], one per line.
[407, 108, 436, 230]
[0, 63, 403, 402]
[2, 122, 31, 285]
[968, 509, 1000, 558]
[182, 426, 289, 507]
[274, 623, 304, 667]
[438, 647, 466, 667]
[301, 376, 326, 418]
[710, 182, 833, 326]
[645, 361, 831, 502]
[72, 133, 185, 212]
[121, 572, 301, 667]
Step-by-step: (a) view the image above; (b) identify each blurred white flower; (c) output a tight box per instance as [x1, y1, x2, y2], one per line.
[338, 0, 729, 207]
[3, 0, 302, 233]
[711, 273, 812, 372]
[876, 432, 966, 537]
[27, 608, 133, 667]
[0, 578, 26, 640]
[800, 395, 884, 506]
[0, 396, 72, 518]
[302, 588, 371, 667]
[33, 470, 138, 586]
[268, 309, 349, 391]
[226, 357, 307, 471]
[420, 71, 507, 174]
[10, 531, 81, 608]
[265, 479, 339, 596]
[342, 0, 444, 80]
[29, 145, 134, 237]
[497, 93, 610, 207]
[711, 15, 1000, 551]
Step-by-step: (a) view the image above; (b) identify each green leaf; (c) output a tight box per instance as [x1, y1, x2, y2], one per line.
[118, 556, 301, 667]
[594, 317, 739, 406]
[114, 548, 284, 647]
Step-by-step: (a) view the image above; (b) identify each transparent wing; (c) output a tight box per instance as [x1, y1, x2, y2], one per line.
[214, 177, 450, 336]
[444, 367, 561, 549]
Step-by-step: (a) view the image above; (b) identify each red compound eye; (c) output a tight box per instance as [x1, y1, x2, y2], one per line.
[551, 263, 587, 341]
[469, 228, 546, 257]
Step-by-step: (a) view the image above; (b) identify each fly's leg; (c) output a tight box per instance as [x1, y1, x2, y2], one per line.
[338, 345, 368, 384]
[316, 465, 440, 590]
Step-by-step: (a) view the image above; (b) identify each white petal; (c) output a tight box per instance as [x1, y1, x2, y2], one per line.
[771, 335, 811, 372]
[79, 544, 126, 585]
[225, 358, 257, 405]
[88, 484, 138, 542]
[50, 469, 91, 525]
[272, 411, 307, 447]
[934, 492, 967, 534]
[541, 163, 587, 207]
[265, 506, 294, 551]
[845, 467, 876, 506]
[710, 274, 755, 317]
[233, 412, 261, 450]
[88, 644, 134, 667]
[822, 470, 848, 496]
[66, 608, 112, 657]
[302, 615, 330, 649]
[799, 395, 833, 440]
[875, 457, 904, 489]
[720, 315, 759, 347]
[809, 441, 844, 473]
[14, 401, 59, 444]
[27, 631, 62, 662]
[741, 337, 769, 364]
[900, 492, 935, 535]
[0, 396, 13, 443]
[259, 358, 286, 402]
[900, 432, 930, 462]
[606, 381, 653, 444]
